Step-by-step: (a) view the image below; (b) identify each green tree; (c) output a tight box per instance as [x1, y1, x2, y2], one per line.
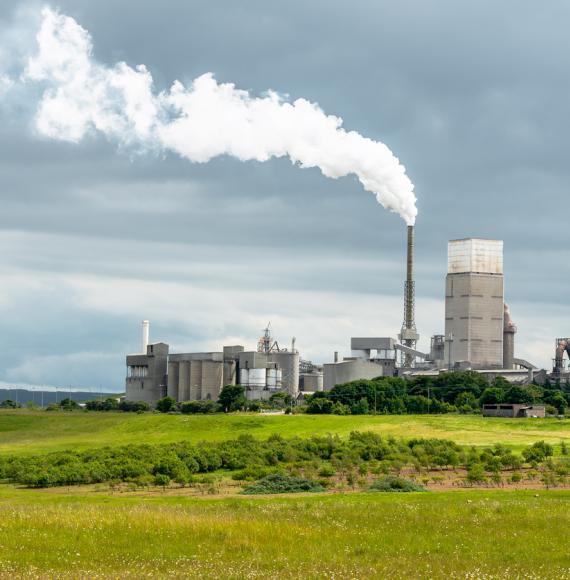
[59, 398, 79, 411]
[154, 473, 171, 489]
[504, 386, 534, 404]
[351, 398, 369, 415]
[479, 387, 504, 406]
[156, 396, 178, 413]
[454, 392, 478, 413]
[218, 385, 246, 412]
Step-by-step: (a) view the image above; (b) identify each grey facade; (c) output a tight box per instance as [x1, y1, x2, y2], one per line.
[125, 343, 169, 404]
[483, 404, 545, 418]
[167, 351, 237, 402]
[323, 358, 383, 390]
[127, 339, 299, 406]
[444, 239, 505, 369]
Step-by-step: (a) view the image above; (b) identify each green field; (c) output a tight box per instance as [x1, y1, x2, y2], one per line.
[2, 410, 570, 455]
[0, 486, 569, 578]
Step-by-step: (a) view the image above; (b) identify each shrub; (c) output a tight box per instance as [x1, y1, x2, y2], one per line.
[466, 463, 486, 484]
[156, 397, 178, 413]
[522, 441, 554, 464]
[118, 400, 150, 412]
[242, 473, 324, 495]
[179, 400, 220, 414]
[318, 464, 336, 477]
[368, 476, 426, 493]
[154, 473, 171, 488]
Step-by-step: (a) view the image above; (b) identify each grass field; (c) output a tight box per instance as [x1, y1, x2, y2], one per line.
[1, 410, 570, 455]
[0, 486, 569, 578]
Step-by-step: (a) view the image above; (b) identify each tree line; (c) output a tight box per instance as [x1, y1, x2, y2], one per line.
[305, 372, 570, 415]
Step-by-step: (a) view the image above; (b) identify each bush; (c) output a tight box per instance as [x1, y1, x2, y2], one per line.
[154, 473, 171, 488]
[118, 401, 150, 413]
[156, 397, 178, 413]
[218, 385, 245, 412]
[242, 473, 324, 495]
[368, 476, 426, 493]
[466, 463, 486, 484]
[522, 441, 554, 463]
[179, 400, 220, 414]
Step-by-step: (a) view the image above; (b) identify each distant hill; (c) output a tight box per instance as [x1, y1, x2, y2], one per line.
[0, 389, 122, 406]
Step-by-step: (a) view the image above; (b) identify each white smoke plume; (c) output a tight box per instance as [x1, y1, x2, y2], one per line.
[25, 8, 417, 224]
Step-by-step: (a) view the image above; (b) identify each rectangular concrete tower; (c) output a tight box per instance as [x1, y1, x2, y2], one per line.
[444, 239, 504, 369]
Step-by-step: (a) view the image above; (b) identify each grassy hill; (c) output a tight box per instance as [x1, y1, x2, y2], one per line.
[2, 410, 570, 455]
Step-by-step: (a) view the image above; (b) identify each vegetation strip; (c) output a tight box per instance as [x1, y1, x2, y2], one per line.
[1, 431, 567, 492]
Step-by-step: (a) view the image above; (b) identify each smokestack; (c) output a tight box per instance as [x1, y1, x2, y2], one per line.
[399, 225, 419, 366]
[405, 225, 415, 331]
[142, 320, 149, 353]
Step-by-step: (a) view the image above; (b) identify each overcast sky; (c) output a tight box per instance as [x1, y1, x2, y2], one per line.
[0, 1, 568, 391]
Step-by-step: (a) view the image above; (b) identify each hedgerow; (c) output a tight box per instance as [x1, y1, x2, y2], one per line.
[0, 432, 563, 489]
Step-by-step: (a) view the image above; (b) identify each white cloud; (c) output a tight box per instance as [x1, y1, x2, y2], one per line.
[24, 7, 417, 224]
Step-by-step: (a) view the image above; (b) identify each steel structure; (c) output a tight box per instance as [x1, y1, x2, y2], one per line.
[399, 225, 419, 366]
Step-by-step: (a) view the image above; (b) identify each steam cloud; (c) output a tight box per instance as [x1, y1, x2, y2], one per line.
[25, 8, 417, 224]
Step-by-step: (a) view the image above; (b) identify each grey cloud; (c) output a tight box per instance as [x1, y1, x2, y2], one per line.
[0, 1, 568, 388]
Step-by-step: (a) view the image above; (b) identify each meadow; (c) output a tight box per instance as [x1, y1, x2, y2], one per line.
[0, 486, 569, 578]
[2, 410, 570, 455]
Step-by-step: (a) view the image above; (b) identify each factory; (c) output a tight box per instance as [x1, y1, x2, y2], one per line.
[323, 233, 541, 387]
[126, 227, 567, 406]
[126, 324, 302, 405]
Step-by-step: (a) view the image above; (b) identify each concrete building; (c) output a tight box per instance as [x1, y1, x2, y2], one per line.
[125, 342, 169, 404]
[167, 349, 237, 402]
[482, 404, 546, 418]
[444, 239, 505, 369]
[323, 358, 383, 390]
[125, 321, 300, 405]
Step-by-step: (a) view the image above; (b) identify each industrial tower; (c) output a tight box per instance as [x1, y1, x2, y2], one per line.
[399, 225, 420, 366]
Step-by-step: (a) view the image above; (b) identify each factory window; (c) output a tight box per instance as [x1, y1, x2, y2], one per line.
[460, 294, 470, 297]
[460, 317, 469, 320]
[471, 294, 483, 297]
[471, 316, 483, 320]
[460, 339, 469, 342]
[492, 317, 502, 321]
[445, 317, 454, 320]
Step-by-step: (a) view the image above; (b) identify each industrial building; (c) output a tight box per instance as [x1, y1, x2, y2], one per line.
[319, 233, 541, 390]
[125, 228, 565, 404]
[126, 324, 300, 405]
[444, 239, 505, 369]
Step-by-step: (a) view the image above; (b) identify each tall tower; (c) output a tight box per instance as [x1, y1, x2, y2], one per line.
[399, 225, 420, 366]
[444, 238, 504, 369]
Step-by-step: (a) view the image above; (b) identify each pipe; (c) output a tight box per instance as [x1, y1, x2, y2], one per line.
[142, 320, 150, 353]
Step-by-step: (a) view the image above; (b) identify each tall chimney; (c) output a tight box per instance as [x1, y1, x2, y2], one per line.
[399, 225, 419, 366]
[142, 320, 150, 353]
